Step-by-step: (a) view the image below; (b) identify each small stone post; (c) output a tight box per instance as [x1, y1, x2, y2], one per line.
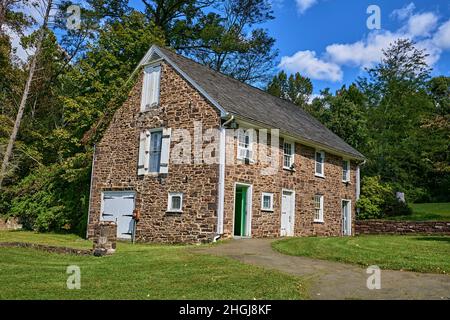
[92, 221, 117, 256]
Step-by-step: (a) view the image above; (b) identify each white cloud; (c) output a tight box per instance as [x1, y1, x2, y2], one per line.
[391, 3, 415, 21]
[280, 4, 450, 82]
[326, 31, 399, 69]
[407, 12, 438, 37]
[296, 0, 317, 14]
[433, 19, 450, 49]
[279, 50, 343, 82]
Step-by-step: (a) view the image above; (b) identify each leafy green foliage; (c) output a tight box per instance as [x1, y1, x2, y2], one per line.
[6, 153, 92, 234]
[357, 176, 412, 219]
[267, 71, 313, 107]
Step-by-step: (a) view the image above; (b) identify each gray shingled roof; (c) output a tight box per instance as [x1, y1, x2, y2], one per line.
[155, 46, 365, 160]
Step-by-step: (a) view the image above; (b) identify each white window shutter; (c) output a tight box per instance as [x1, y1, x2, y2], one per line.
[140, 70, 151, 112]
[159, 128, 171, 174]
[151, 65, 161, 107]
[138, 131, 147, 175]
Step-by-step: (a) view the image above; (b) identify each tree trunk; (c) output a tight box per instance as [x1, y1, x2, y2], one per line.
[0, 0, 53, 189]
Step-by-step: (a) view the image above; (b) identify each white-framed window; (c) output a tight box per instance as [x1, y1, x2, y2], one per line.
[167, 192, 183, 212]
[315, 150, 325, 177]
[140, 64, 161, 112]
[261, 192, 274, 211]
[237, 129, 254, 161]
[149, 130, 163, 173]
[138, 128, 172, 176]
[283, 140, 295, 170]
[314, 194, 324, 222]
[342, 159, 350, 182]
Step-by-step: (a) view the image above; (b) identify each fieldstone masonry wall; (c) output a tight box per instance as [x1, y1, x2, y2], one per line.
[223, 135, 357, 238]
[88, 61, 221, 243]
[355, 220, 450, 235]
[88, 58, 359, 243]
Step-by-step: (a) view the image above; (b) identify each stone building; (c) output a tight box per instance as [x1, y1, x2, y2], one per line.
[87, 45, 365, 243]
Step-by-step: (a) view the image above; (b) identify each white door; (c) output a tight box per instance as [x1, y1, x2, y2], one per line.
[101, 191, 136, 240]
[342, 200, 351, 236]
[281, 191, 295, 237]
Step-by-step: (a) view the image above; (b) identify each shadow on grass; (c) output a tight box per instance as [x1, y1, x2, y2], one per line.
[414, 236, 450, 243]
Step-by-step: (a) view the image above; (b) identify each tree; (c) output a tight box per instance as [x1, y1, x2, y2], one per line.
[0, 0, 52, 189]
[267, 70, 312, 107]
[358, 39, 436, 201]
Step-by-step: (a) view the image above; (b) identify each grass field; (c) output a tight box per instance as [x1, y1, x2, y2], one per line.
[272, 235, 450, 274]
[0, 231, 307, 300]
[389, 203, 450, 221]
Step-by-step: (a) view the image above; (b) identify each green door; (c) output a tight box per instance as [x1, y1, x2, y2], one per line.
[234, 186, 247, 237]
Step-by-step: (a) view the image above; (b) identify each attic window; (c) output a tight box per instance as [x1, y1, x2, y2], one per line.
[140, 64, 161, 112]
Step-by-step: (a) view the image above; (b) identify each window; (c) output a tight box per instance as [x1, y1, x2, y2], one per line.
[315, 151, 325, 177]
[342, 159, 350, 182]
[261, 193, 274, 211]
[168, 193, 183, 212]
[283, 141, 295, 169]
[140, 64, 161, 112]
[314, 195, 324, 222]
[149, 130, 163, 172]
[237, 129, 253, 161]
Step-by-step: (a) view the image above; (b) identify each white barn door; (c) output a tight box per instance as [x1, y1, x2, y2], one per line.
[101, 191, 136, 240]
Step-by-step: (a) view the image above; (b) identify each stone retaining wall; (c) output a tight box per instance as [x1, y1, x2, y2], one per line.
[0, 242, 92, 255]
[355, 220, 450, 235]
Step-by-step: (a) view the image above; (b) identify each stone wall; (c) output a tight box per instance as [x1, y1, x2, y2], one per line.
[87, 61, 221, 243]
[0, 217, 22, 231]
[88, 57, 358, 244]
[223, 133, 357, 238]
[355, 220, 450, 235]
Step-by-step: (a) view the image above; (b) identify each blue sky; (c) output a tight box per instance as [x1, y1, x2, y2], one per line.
[12, 1, 450, 96]
[262, 0, 450, 94]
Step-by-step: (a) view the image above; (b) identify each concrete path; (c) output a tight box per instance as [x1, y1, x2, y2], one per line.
[195, 239, 450, 300]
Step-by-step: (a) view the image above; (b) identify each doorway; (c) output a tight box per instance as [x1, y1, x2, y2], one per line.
[342, 200, 352, 236]
[233, 184, 252, 237]
[281, 190, 295, 237]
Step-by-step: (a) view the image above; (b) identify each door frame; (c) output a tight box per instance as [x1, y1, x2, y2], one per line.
[100, 190, 136, 240]
[342, 199, 352, 236]
[281, 189, 296, 237]
[232, 182, 253, 238]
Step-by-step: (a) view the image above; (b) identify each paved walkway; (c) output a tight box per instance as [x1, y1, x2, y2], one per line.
[195, 239, 450, 300]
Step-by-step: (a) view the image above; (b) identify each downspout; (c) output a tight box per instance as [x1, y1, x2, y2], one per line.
[216, 115, 234, 240]
[85, 144, 96, 239]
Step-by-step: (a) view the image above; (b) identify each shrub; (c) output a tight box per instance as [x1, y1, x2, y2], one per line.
[357, 176, 414, 219]
[356, 176, 394, 219]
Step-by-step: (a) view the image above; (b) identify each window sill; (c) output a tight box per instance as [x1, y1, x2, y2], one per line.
[237, 158, 255, 164]
[314, 220, 324, 224]
[315, 174, 325, 179]
[261, 209, 274, 212]
[166, 210, 183, 214]
[283, 167, 296, 172]
[342, 180, 351, 184]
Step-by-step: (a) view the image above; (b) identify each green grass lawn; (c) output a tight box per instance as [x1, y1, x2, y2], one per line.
[0, 231, 307, 300]
[272, 235, 450, 274]
[388, 203, 450, 221]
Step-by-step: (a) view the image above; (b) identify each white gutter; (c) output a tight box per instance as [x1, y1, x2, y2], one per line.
[216, 115, 234, 235]
[356, 159, 367, 201]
